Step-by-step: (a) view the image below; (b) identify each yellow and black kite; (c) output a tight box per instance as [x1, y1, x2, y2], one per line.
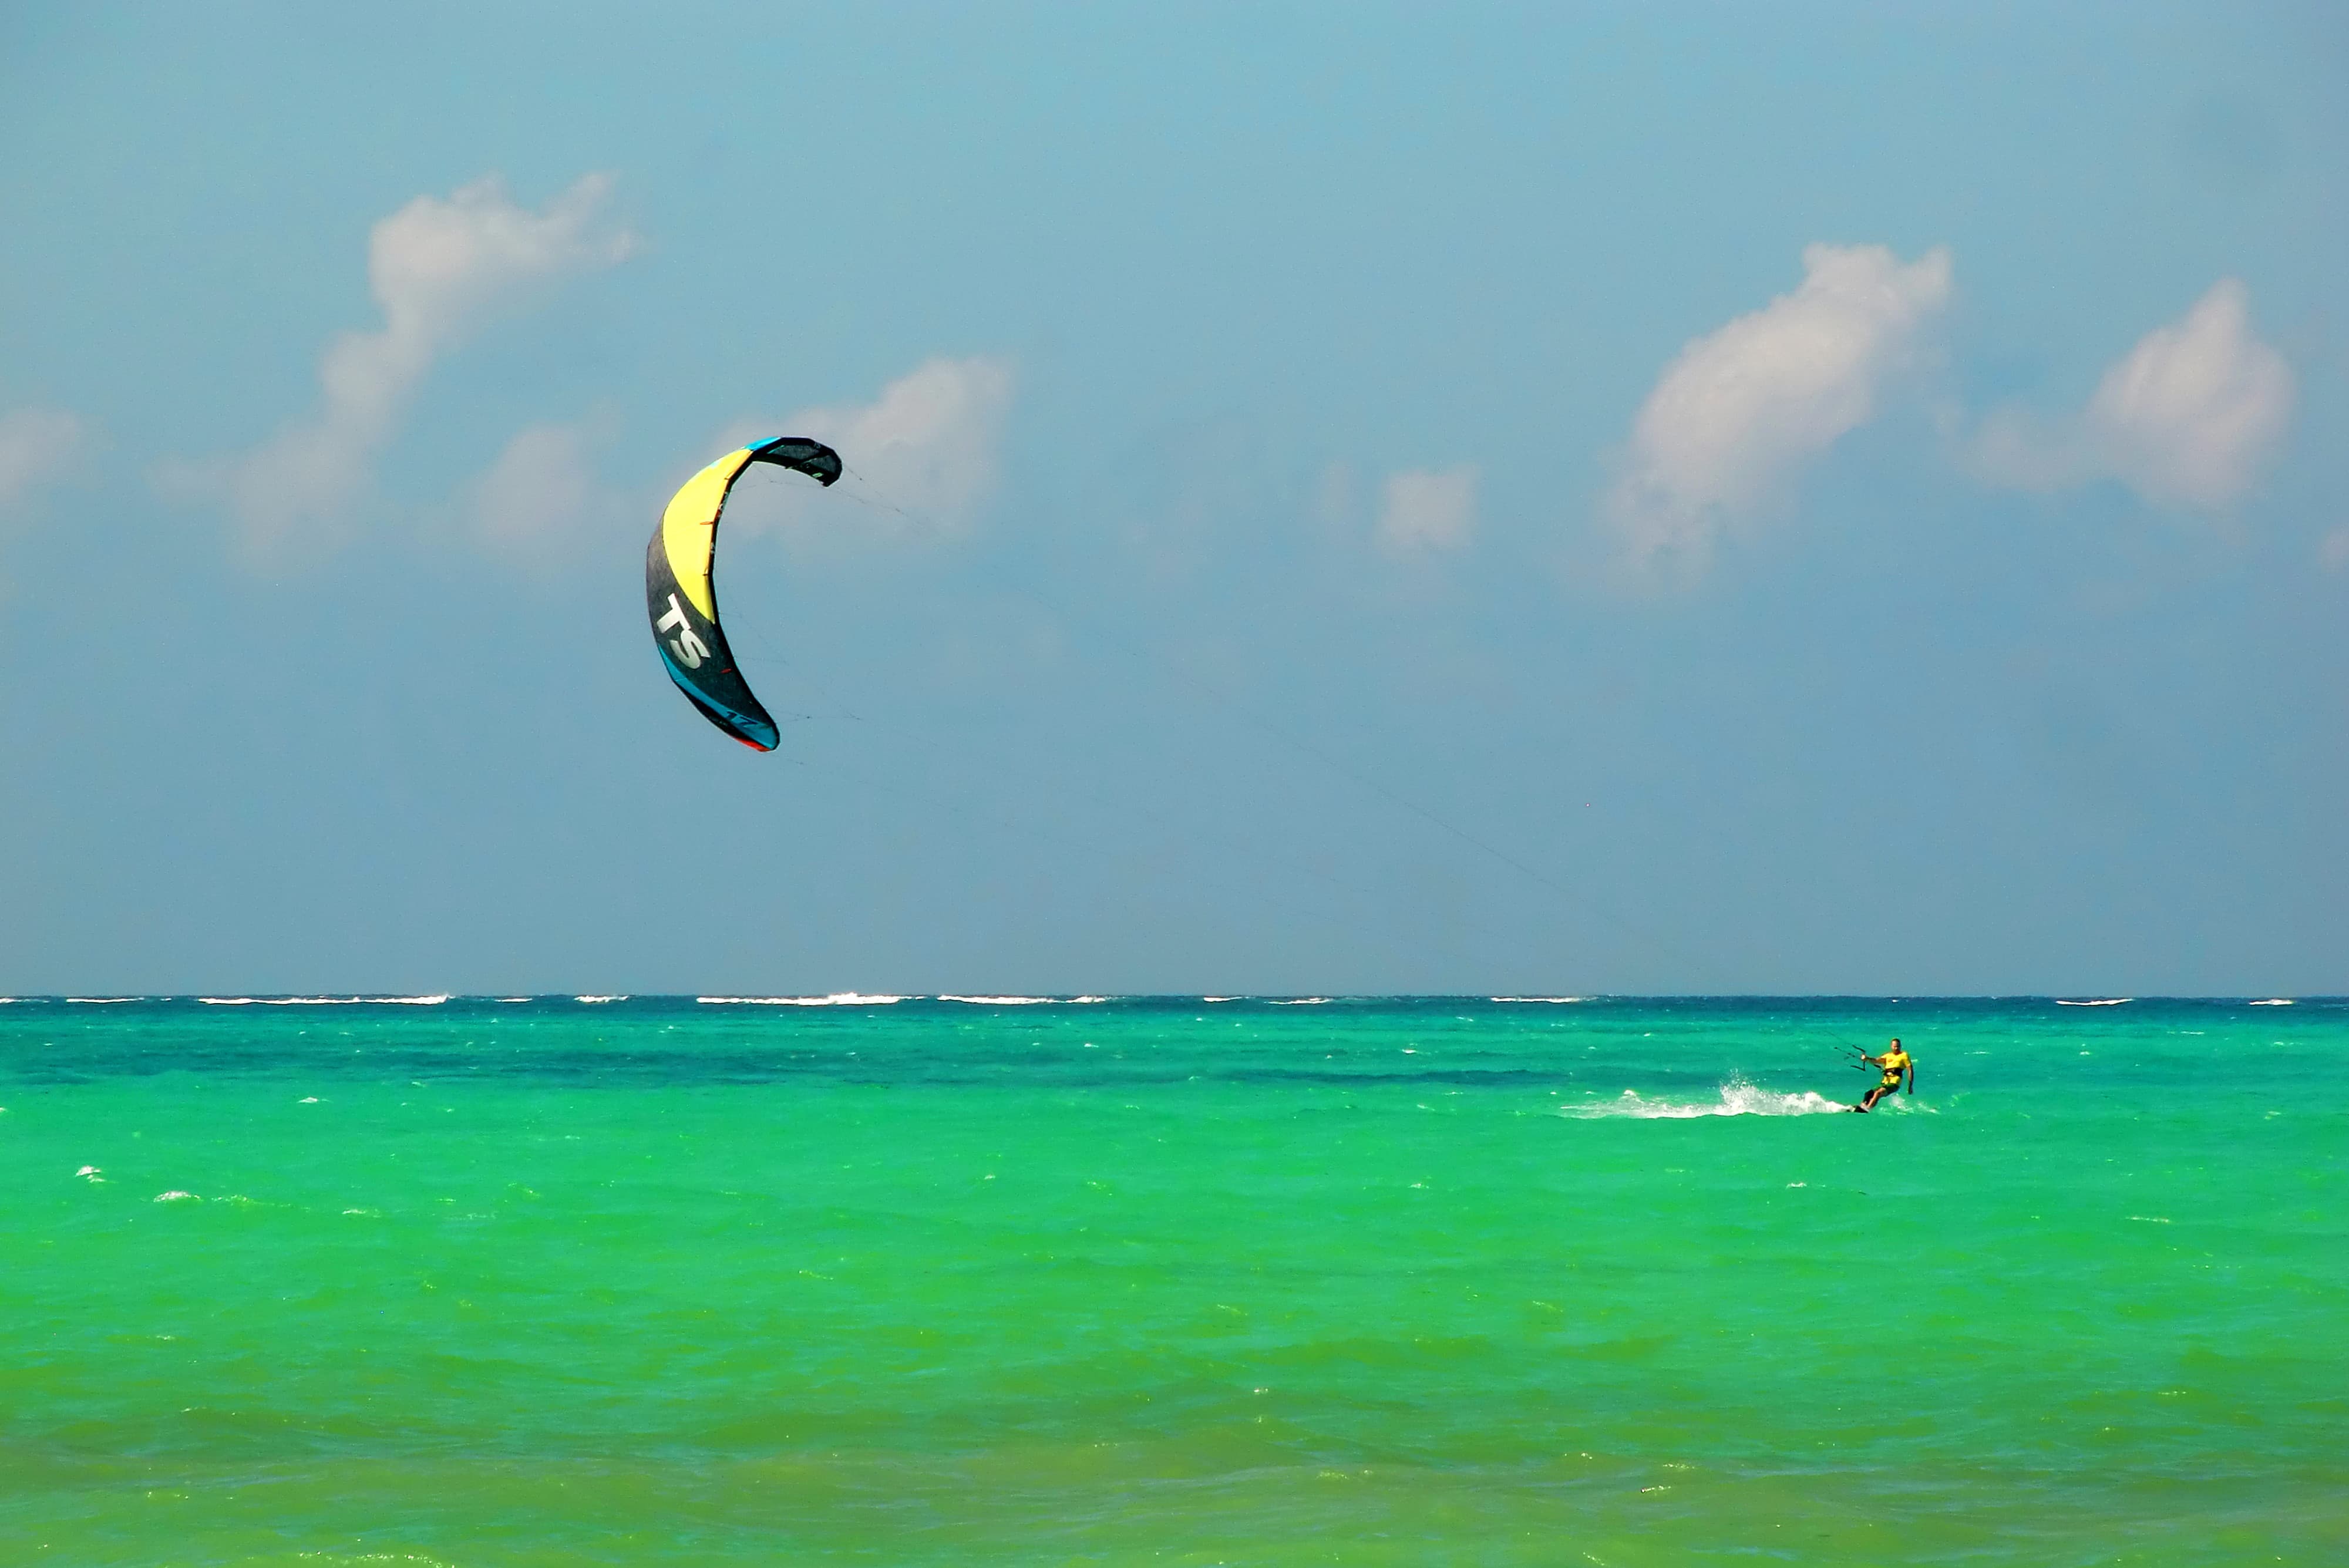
[644, 436, 842, 750]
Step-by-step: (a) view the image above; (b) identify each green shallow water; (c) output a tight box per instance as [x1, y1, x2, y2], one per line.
[2, 997, 2343, 1566]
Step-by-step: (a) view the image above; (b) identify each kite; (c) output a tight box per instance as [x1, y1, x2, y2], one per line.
[644, 436, 840, 749]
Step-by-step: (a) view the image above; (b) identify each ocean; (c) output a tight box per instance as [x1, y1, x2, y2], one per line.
[2, 995, 2341, 1566]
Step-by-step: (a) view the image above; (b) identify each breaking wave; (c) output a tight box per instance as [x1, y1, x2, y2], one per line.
[199, 995, 449, 1006]
[1561, 1077, 1850, 1119]
[698, 994, 906, 1006]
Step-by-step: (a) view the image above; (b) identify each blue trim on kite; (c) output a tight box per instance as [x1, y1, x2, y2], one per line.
[657, 642, 779, 750]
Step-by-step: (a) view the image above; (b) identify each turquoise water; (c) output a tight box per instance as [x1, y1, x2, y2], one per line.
[3, 996, 2343, 1566]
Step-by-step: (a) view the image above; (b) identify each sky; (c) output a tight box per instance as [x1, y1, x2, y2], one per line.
[2, 2, 2344, 996]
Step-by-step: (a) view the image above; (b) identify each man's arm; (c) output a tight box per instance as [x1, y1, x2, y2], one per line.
[1906, 1063, 1916, 1095]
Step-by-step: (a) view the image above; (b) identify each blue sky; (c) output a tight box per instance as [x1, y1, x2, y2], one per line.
[2, 2, 2343, 995]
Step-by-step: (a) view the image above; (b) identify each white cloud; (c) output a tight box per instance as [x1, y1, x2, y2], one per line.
[170, 173, 635, 564]
[467, 414, 626, 558]
[712, 356, 1015, 547]
[0, 406, 85, 510]
[1973, 280, 2293, 512]
[2320, 527, 2349, 573]
[1375, 465, 1478, 558]
[1606, 243, 1953, 578]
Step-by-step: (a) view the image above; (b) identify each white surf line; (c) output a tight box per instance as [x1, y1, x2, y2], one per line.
[697, 994, 907, 1006]
[68, 997, 139, 1004]
[202, 995, 450, 1006]
[576, 995, 627, 1004]
[2248, 998, 2294, 1007]
[933, 995, 1117, 1005]
[2056, 998, 2132, 1006]
[1490, 997, 1589, 1004]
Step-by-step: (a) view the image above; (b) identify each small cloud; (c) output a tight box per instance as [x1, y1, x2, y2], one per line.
[0, 406, 85, 511]
[2080, 280, 2291, 508]
[1971, 279, 2293, 512]
[1375, 465, 1478, 558]
[2320, 527, 2349, 572]
[1606, 243, 1953, 581]
[712, 356, 1015, 548]
[467, 412, 627, 560]
[167, 173, 636, 566]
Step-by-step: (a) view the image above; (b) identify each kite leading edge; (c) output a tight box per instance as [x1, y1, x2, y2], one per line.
[643, 435, 842, 751]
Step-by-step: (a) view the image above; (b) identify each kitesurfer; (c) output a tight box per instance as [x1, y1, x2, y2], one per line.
[1852, 1038, 1913, 1112]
